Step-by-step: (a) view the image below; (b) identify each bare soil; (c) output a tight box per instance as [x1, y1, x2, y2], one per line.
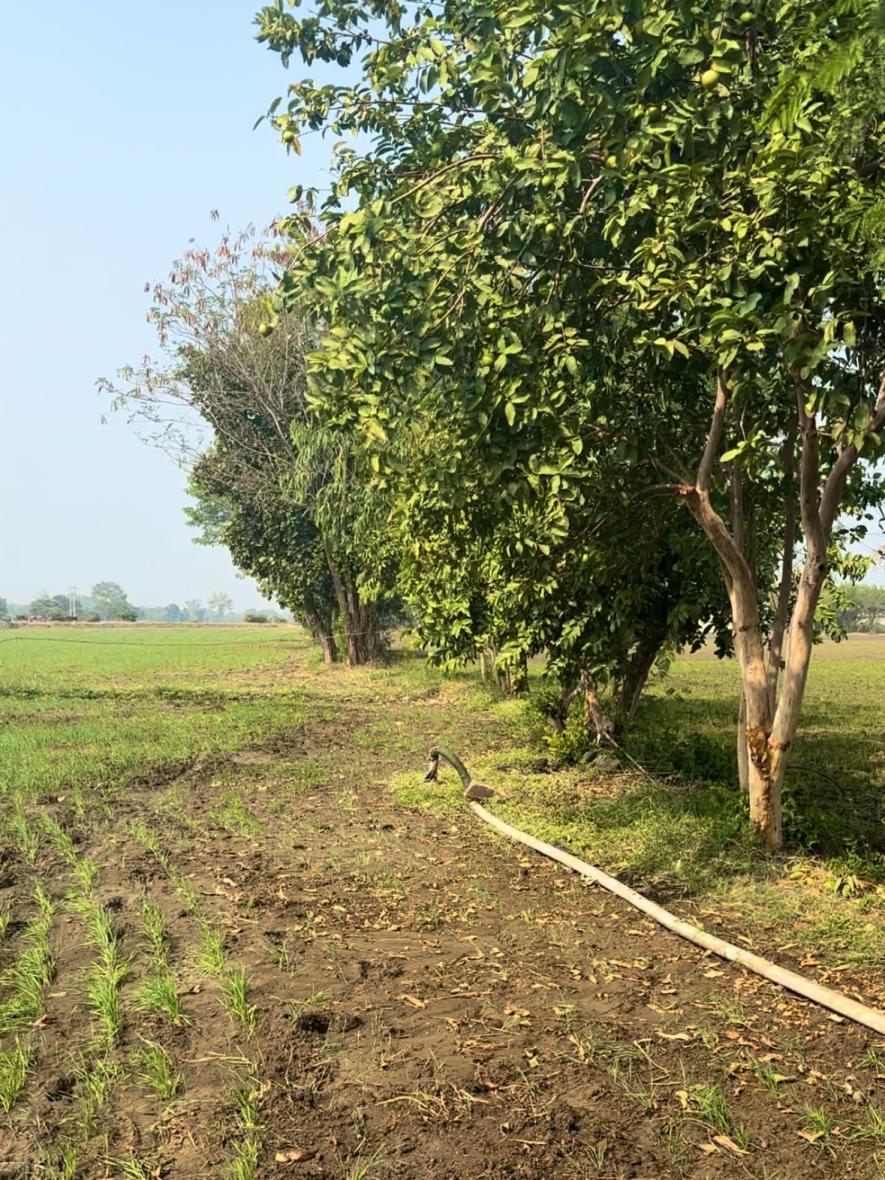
[2, 684, 884, 1179]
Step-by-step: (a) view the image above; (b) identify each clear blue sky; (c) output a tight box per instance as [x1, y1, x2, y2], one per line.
[0, 1, 334, 609]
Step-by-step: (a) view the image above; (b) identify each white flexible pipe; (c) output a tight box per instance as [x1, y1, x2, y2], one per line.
[470, 802, 885, 1037]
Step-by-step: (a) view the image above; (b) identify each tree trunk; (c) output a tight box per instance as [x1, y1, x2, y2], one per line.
[318, 630, 337, 664]
[304, 608, 338, 664]
[678, 371, 885, 848]
[321, 540, 380, 666]
[736, 689, 749, 792]
[614, 628, 663, 735]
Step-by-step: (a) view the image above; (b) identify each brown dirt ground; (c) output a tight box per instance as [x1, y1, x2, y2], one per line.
[1, 679, 884, 1179]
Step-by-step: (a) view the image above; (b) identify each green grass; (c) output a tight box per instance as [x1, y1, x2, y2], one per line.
[391, 636, 885, 970]
[0, 626, 306, 809]
[140, 898, 170, 963]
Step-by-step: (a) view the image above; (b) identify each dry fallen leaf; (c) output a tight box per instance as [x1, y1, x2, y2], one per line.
[798, 1129, 824, 1143]
[698, 1142, 718, 1154]
[713, 1134, 749, 1156]
[274, 1147, 316, 1163]
[398, 993, 427, 1009]
[656, 1029, 691, 1041]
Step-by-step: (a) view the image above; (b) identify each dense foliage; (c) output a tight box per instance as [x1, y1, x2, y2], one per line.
[251, 0, 884, 846]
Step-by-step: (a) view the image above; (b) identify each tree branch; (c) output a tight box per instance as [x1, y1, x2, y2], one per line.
[697, 369, 729, 493]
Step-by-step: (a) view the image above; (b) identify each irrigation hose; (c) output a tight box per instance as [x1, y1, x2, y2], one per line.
[426, 748, 885, 1038]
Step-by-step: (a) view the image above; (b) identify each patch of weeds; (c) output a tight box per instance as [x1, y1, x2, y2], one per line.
[0, 1038, 29, 1112]
[803, 1104, 834, 1140]
[852, 1104, 885, 1144]
[75, 1056, 121, 1131]
[211, 793, 262, 837]
[107, 1159, 154, 1180]
[564, 1141, 608, 1176]
[136, 1041, 181, 1100]
[222, 966, 257, 1036]
[0, 904, 9, 938]
[339, 1151, 387, 1180]
[41, 815, 77, 865]
[34, 882, 55, 918]
[135, 972, 184, 1025]
[85, 956, 128, 1045]
[744, 1051, 793, 1096]
[9, 809, 39, 862]
[71, 856, 100, 892]
[228, 1076, 263, 1180]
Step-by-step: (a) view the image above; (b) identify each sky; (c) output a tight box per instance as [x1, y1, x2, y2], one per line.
[1, 4, 880, 610]
[0, 1, 336, 609]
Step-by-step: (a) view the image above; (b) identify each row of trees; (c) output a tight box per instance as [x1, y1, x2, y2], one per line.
[111, 0, 884, 849]
[2, 586, 249, 622]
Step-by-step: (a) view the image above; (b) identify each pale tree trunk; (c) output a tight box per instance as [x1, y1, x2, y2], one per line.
[730, 448, 749, 794]
[767, 421, 798, 711]
[680, 371, 885, 849]
[682, 373, 776, 844]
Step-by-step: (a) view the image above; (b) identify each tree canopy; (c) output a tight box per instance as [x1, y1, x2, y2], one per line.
[253, 0, 884, 846]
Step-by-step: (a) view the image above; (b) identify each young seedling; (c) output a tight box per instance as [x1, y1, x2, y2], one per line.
[85, 956, 128, 1045]
[9, 809, 39, 863]
[40, 1143, 77, 1180]
[803, 1104, 835, 1140]
[135, 973, 184, 1025]
[107, 1158, 155, 1179]
[0, 917, 53, 1034]
[0, 1039, 29, 1112]
[222, 967, 257, 1036]
[198, 922, 226, 975]
[687, 1082, 750, 1149]
[228, 1075, 263, 1180]
[140, 897, 170, 963]
[75, 1057, 121, 1131]
[136, 1041, 181, 1100]
[228, 1138, 260, 1180]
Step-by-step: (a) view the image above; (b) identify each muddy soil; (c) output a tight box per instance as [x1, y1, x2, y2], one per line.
[1, 685, 883, 1179]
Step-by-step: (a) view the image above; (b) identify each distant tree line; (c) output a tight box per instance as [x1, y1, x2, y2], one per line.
[0, 584, 274, 623]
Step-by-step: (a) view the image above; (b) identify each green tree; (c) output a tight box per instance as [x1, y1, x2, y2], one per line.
[259, 0, 884, 847]
[91, 582, 135, 620]
[103, 227, 389, 664]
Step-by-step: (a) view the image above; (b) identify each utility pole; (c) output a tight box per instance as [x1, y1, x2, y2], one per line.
[68, 586, 78, 620]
